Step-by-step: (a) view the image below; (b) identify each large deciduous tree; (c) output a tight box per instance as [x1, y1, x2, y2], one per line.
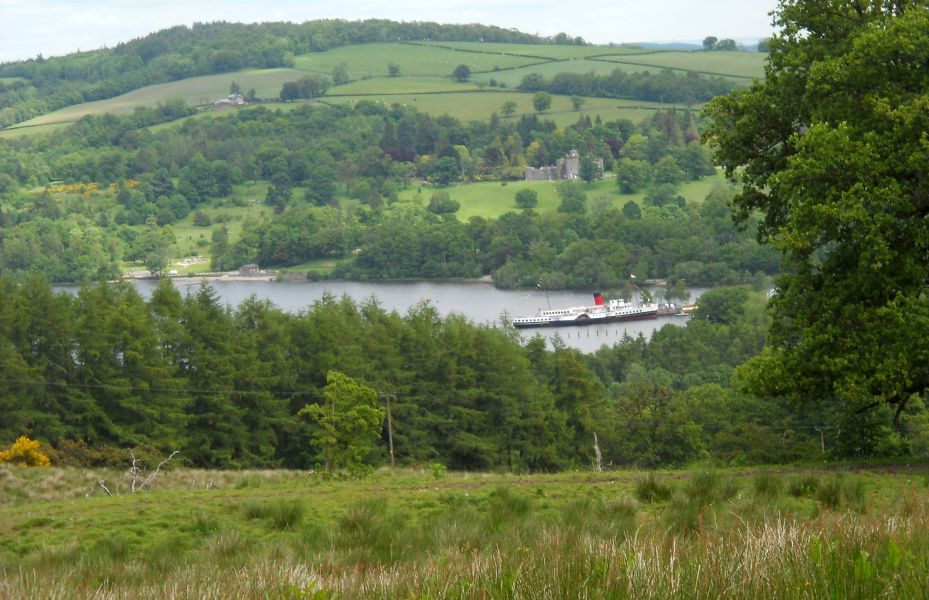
[705, 1, 929, 435]
[452, 64, 471, 82]
[300, 371, 385, 471]
[532, 92, 552, 114]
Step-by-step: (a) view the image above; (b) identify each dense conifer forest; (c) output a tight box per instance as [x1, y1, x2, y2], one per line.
[3, 276, 866, 470]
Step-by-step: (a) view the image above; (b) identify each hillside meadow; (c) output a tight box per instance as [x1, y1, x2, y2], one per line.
[1, 463, 927, 598]
[0, 42, 764, 139]
[586, 50, 765, 80]
[292, 42, 542, 77]
[323, 92, 681, 128]
[398, 171, 729, 221]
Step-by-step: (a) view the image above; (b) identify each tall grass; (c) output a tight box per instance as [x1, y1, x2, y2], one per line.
[1, 467, 928, 598]
[634, 473, 674, 503]
[242, 498, 306, 531]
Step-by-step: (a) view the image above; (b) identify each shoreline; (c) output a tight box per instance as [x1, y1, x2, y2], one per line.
[124, 271, 497, 286]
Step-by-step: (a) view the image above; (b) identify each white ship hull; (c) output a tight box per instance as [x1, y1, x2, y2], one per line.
[513, 294, 659, 329]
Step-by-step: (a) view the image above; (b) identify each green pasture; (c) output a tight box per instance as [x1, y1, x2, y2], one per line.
[427, 43, 765, 85]
[423, 41, 636, 60]
[170, 184, 273, 257]
[400, 171, 729, 221]
[590, 50, 766, 80]
[324, 91, 678, 126]
[293, 43, 540, 78]
[146, 91, 678, 133]
[1, 44, 764, 138]
[276, 258, 343, 276]
[331, 75, 478, 95]
[484, 58, 645, 87]
[146, 109, 224, 134]
[0, 122, 70, 140]
[4, 68, 307, 130]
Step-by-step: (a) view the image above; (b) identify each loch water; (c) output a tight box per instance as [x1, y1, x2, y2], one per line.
[77, 279, 705, 354]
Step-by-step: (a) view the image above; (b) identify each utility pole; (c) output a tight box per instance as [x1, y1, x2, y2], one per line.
[381, 394, 395, 467]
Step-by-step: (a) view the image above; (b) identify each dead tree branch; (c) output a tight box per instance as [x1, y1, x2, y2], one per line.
[140, 450, 179, 491]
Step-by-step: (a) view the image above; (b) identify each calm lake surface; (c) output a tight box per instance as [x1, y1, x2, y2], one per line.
[106, 279, 704, 354]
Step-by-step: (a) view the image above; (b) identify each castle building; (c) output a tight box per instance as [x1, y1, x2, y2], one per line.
[524, 149, 603, 181]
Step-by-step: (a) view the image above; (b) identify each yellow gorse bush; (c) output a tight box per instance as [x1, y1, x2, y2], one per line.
[0, 435, 51, 467]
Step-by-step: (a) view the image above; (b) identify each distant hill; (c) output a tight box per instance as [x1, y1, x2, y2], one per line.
[0, 21, 768, 140]
[635, 38, 764, 52]
[0, 20, 567, 129]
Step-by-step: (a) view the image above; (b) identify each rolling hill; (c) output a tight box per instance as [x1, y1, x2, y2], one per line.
[1, 30, 766, 138]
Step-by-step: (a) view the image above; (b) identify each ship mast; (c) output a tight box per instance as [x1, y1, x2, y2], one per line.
[537, 279, 551, 309]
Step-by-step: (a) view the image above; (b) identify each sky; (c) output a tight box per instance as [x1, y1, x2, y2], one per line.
[0, 0, 779, 63]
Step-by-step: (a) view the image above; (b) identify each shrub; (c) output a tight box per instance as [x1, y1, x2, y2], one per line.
[429, 462, 447, 479]
[193, 211, 212, 226]
[515, 188, 538, 209]
[427, 191, 460, 214]
[0, 436, 51, 467]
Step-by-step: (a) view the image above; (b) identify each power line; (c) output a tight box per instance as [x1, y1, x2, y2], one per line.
[0, 377, 840, 435]
[0, 377, 321, 398]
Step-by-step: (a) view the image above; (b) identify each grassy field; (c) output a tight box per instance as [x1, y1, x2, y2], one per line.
[331, 75, 480, 95]
[1, 462, 927, 598]
[425, 42, 644, 60]
[324, 91, 683, 127]
[587, 50, 766, 80]
[0, 121, 70, 140]
[3, 68, 308, 131]
[484, 52, 765, 88]
[402, 171, 730, 221]
[1, 42, 764, 138]
[169, 183, 274, 262]
[484, 58, 648, 87]
[294, 43, 541, 77]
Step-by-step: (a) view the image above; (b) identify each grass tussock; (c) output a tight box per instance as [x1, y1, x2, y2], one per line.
[634, 473, 674, 503]
[753, 472, 784, 499]
[243, 498, 305, 531]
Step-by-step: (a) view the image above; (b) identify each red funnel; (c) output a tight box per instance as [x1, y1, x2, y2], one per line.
[593, 292, 604, 306]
